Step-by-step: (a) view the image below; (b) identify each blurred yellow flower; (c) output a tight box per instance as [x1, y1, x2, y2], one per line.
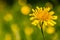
[46, 27, 55, 34]
[11, 24, 19, 33]
[29, 6, 57, 26]
[18, 0, 27, 6]
[45, 2, 53, 9]
[21, 5, 31, 15]
[24, 27, 34, 36]
[14, 32, 21, 40]
[4, 13, 13, 22]
[11, 24, 21, 40]
[5, 33, 11, 40]
[52, 33, 58, 40]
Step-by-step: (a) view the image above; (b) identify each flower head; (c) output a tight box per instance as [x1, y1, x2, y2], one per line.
[29, 6, 57, 26]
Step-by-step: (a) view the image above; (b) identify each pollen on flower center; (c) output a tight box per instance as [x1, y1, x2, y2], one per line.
[35, 10, 51, 21]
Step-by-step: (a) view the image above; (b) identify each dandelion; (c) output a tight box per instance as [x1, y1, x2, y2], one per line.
[29, 6, 57, 40]
[29, 6, 57, 26]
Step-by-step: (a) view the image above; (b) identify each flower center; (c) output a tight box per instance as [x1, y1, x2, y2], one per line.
[35, 10, 51, 21]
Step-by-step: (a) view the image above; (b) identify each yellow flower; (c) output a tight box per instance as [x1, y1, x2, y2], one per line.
[11, 24, 19, 33]
[29, 6, 57, 26]
[46, 27, 55, 34]
[5, 33, 11, 40]
[4, 13, 13, 22]
[24, 27, 34, 36]
[21, 5, 31, 15]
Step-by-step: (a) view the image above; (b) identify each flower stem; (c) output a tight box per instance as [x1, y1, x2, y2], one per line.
[40, 22, 45, 40]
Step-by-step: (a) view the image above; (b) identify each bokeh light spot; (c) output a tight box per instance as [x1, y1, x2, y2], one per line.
[5, 33, 12, 40]
[24, 27, 34, 36]
[3, 13, 13, 22]
[45, 2, 53, 9]
[21, 5, 31, 15]
[18, 0, 27, 6]
[11, 24, 19, 33]
[46, 27, 55, 34]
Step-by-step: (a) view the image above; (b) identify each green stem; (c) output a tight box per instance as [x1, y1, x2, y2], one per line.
[40, 22, 45, 40]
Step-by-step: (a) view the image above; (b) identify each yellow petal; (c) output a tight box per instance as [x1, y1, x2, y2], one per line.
[31, 22, 36, 26]
[44, 21, 47, 25]
[50, 20, 56, 24]
[47, 21, 54, 26]
[30, 17, 35, 20]
[42, 23, 46, 31]
[29, 14, 34, 16]
[49, 11, 54, 15]
[44, 7, 50, 11]
[46, 7, 50, 11]
[31, 20, 39, 26]
[52, 16, 57, 20]
[32, 9, 35, 12]
[40, 7, 42, 11]
[36, 6, 39, 9]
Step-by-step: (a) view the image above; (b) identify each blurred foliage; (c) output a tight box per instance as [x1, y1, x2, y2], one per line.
[0, 0, 60, 40]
